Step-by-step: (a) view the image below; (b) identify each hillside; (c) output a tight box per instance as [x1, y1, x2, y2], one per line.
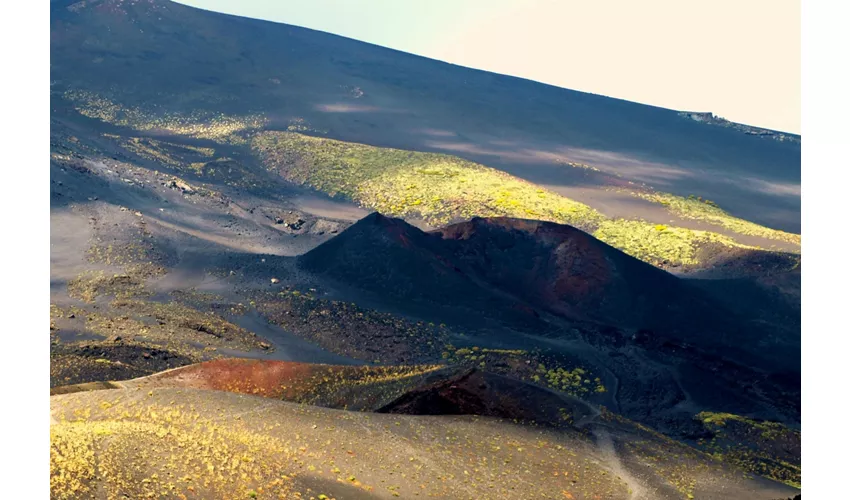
[301, 214, 798, 371]
[51, 0, 800, 235]
[48, 1, 801, 498]
[50, 361, 801, 499]
[59, 358, 597, 427]
[435, 217, 730, 326]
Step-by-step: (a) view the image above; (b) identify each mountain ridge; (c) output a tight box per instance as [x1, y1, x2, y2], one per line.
[49, 4, 802, 497]
[51, 0, 801, 233]
[301, 212, 798, 372]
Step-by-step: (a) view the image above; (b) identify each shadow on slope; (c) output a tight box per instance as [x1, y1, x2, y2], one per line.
[97, 358, 596, 428]
[300, 213, 798, 371]
[50, 375, 800, 499]
[51, 0, 800, 232]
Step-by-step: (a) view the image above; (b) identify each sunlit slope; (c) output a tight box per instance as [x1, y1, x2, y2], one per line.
[51, 386, 798, 499]
[51, 0, 800, 232]
[56, 83, 800, 270]
[50, 387, 628, 500]
[255, 132, 799, 269]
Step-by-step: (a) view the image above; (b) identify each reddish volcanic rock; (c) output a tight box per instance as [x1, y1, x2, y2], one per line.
[139, 358, 322, 398]
[301, 214, 791, 371]
[127, 358, 595, 427]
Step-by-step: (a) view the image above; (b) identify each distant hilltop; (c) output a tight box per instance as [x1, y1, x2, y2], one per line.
[679, 111, 800, 143]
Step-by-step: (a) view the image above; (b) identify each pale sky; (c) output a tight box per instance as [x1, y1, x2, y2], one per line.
[176, 0, 801, 134]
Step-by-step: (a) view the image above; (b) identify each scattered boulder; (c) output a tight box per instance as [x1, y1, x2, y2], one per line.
[167, 178, 195, 194]
[311, 219, 342, 235]
[287, 218, 305, 231]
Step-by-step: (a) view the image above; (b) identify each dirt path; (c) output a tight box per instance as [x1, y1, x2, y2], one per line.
[593, 428, 651, 500]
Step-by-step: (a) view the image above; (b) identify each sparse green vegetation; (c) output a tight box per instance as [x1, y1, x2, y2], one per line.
[286, 117, 327, 134]
[698, 412, 798, 443]
[110, 299, 270, 351]
[633, 191, 801, 246]
[50, 9, 801, 499]
[277, 364, 446, 410]
[51, 387, 631, 499]
[65, 90, 266, 144]
[67, 270, 152, 303]
[557, 160, 602, 173]
[611, 414, 713, 499]
[103, 134, 216, 169]
[50, 346, 198, 389]
[251, 289, 448, 364]
[179, 156, 278, 190]
[50, 296, 272, 388]
[533, 364, 606, 397]
[695, 412, 801, 488]
[51, 402, 300, 499]
[592, 219, 751, 267]
[252, 131, 785, 268]
[62, 88, 800, 270]
[100, 132, 276, 191]
[252, 131, 604, 230]
[442, 345, 606, 398]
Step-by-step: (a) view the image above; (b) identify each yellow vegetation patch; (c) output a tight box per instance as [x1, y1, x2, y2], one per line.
[252, 132, 787, 268]
[51, 388, 633, 499]
[278, 364, 447, 409]
[67, 270, 152, 303]
[252, 131, 603, 230]
[592, 219, 752, 267]
[631, 191, 800, 246]
[695, 412, 801, 488]
[443, 345, 606, 398]
[51, 406, 298, 499]
[65, 90, 266, 144]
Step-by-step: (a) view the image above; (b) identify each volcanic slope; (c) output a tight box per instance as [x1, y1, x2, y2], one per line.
[49, 137, 799, 477]
[54, 358, 598, 427]
[51, 0, 800, 235]
[48, 1, 801, 497]
[299, 213, 800, 445]
[301, 214, 799, 371]
[252, 131, 800, 272]
[50, 0, 801, 277]
[50, 361, 800, 500]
